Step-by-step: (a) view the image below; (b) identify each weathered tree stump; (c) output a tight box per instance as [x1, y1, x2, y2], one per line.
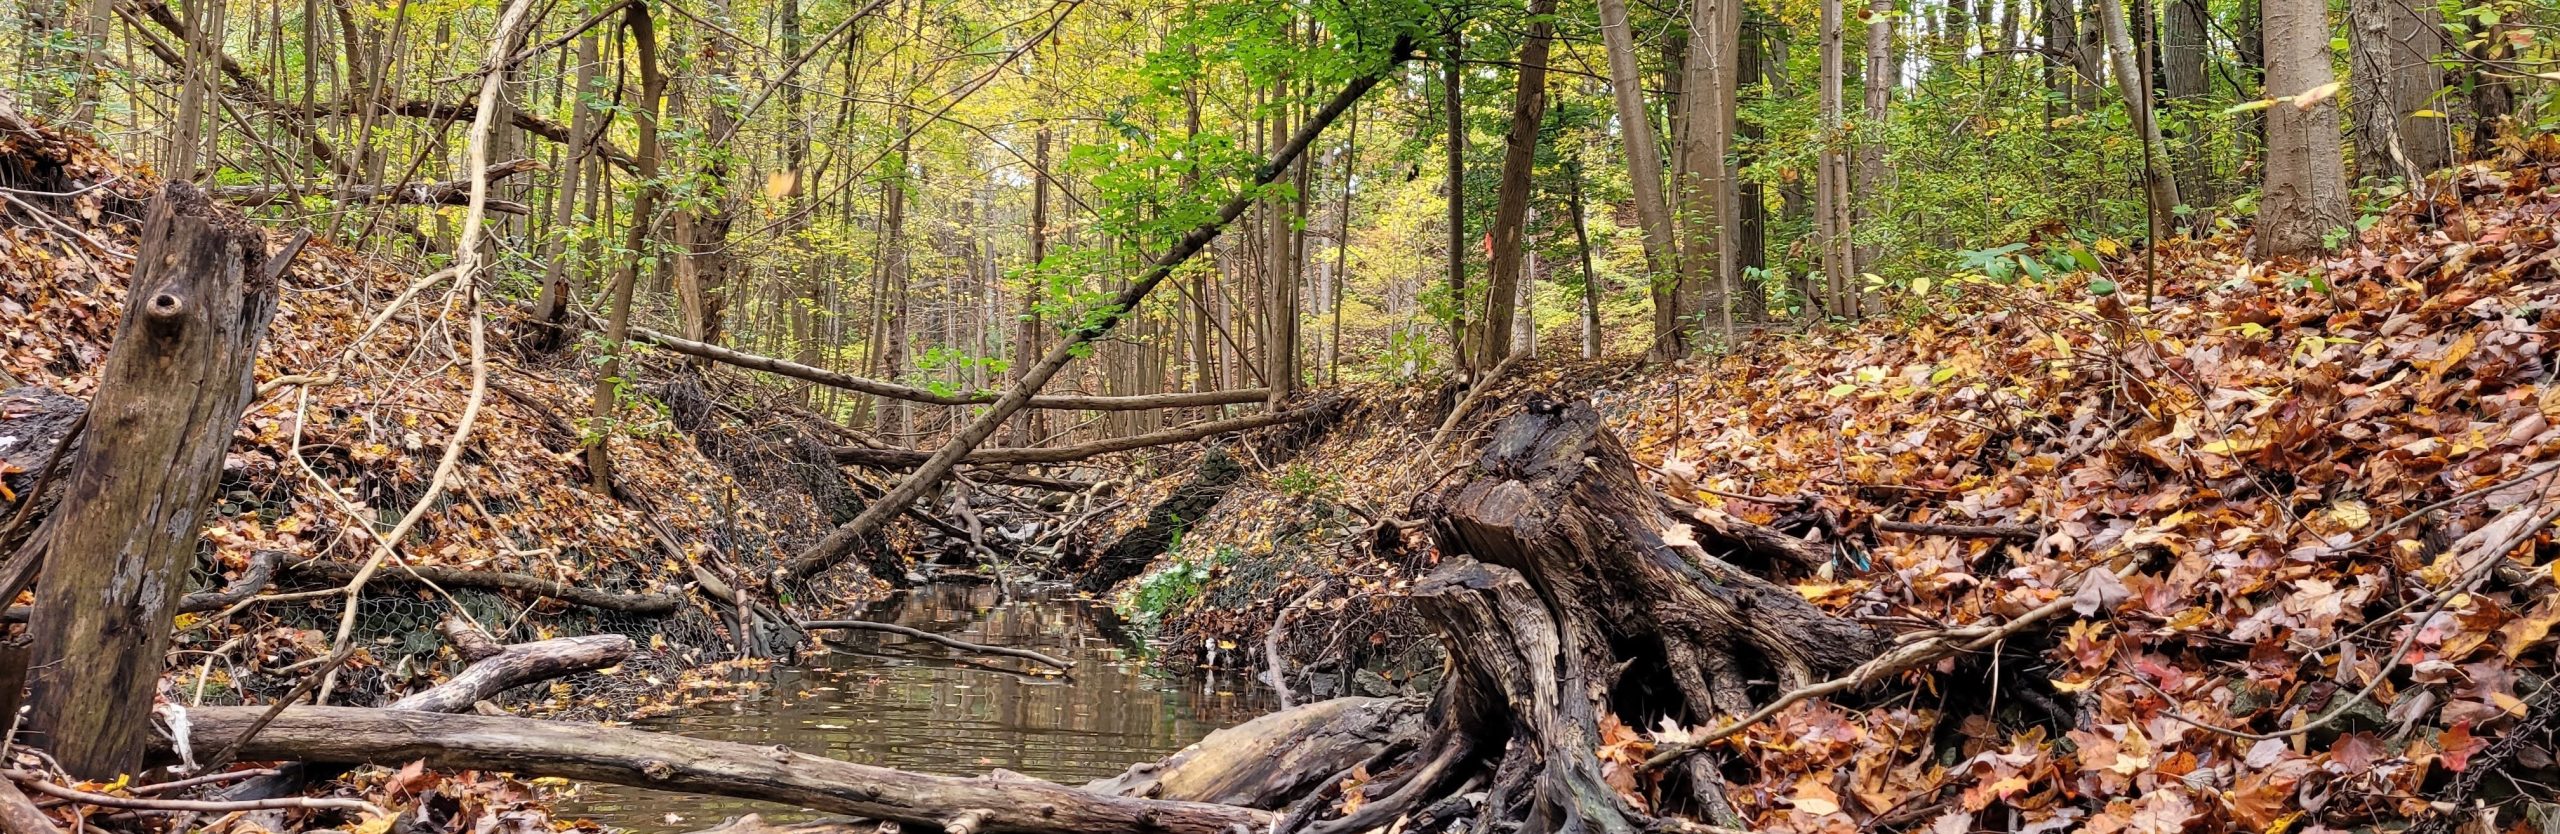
[1260, 400, 1882, 832]
[23, 184, 275, 778]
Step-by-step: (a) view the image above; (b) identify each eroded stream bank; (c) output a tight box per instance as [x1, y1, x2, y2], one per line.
[552, 584, 1276, 833]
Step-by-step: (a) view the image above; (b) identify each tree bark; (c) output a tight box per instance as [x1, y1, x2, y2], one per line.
[1442, 28, 1472, 373]
[2258, 0, 2349, 257]
[1817, 0, 1854, 314]
[2348, 0, 2449, 182]
[1474, 0, 1557, 365]
[587, 0, 666, 491]
[2161, 0, 2208, 201]
[173, 707, 1276, 834]
[390, 634, 633, 712]
[25, 184, 276, 778]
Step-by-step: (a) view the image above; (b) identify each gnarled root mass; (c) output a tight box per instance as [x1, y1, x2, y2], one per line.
[1238, 401, 1883, 833]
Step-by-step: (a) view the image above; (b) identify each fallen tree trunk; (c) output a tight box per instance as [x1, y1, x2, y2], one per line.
[831, 405, 1330, 468]
[207, 159, 540, 214]
[1, 549, 278, 623]
[276, 561, 681, 615]
[630, 324, 1270, 411]
[172, 706, 1275, 834]
[1088, 696, 1427, 810]
[800, 620, 1072, 671]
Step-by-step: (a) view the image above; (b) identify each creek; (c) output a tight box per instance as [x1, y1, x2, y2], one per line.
[550, 583, 1274, 833]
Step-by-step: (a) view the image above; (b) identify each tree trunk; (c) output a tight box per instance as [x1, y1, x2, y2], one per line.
[1673, 0, 1739, 345]
[676, 0, 741, 349]
[2161, 0, 2208, 201]
[2348, 0, 2450, 182]
[526, 33, 599, 354]
[25, 184, 276, 778]
[587, 0, 666, 492]
[1442, 28, 1471, 373]
[1475, 0, 1557, 365]
[1856, 0, 1894, 307]
[2095, 0, 2182, 239]
[1818, 0, 1853, 317]
[2258, 0, 2349, 257]
[1596, 0, 1680, 361]
[176, 707, 1273, 834]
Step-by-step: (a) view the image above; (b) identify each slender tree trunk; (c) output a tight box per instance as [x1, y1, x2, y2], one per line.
[2257, 0, 2349, 257]
[1674, 0, 1739, 345]
[1011, 126, 1050, 447]
[1443, 26, 1472, 373]
[1596, 0, 1679, 360]
[1568, 158, 1603, 357]
[2095, 0, 2181, 239]
[1817, 0, 1854, 317]
[1475, 0, 1556, 365]
[587, 0, 666, 492]
[1736, 17, 1767, 323]
[528, 34, 599, 352]
[1856, 0, 1894, 316]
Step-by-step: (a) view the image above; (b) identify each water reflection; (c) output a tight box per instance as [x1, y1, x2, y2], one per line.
[554, 584, 1275, 833]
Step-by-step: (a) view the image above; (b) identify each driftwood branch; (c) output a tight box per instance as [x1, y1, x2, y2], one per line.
[630, 325, 1271, 411]
[171, 706, 1275, 834]
[206, 159, 541, 214]
[802, 620, 1072, 671]
[389, 633, 633, 712]
[276, 561, 681, 615]
[833, 406, 1330, 469]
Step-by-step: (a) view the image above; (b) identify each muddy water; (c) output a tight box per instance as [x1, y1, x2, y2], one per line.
[552, 584, 1275, 833]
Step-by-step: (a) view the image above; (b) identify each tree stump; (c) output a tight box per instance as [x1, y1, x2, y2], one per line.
[1266, 401, 1883, 832]
[24, 184, 275, 778]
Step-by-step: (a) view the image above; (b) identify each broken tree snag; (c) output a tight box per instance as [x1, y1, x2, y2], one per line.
[24, 183, 276, 779]
[206, 158, 541, 214]
[628, 324, 1272, 411]
[174, 706, 1276, 834]
[831, 405, 1332, 468]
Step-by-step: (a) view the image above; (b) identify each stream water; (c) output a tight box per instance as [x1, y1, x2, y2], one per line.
[550, 583, 1275, 833]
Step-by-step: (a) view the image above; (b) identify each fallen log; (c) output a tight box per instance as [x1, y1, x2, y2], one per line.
[171, 706, 1275, 834]
[832, 406, 1328, 469]
[1, 549, 278, 623]
[630, 324, 1271, 412]
[276, 560, 681, 615]
[388, 632, 632, 712]
[1087, 696, 1427, 810]
[206, 159, 540, 214]
[800, 620, 1072, 671]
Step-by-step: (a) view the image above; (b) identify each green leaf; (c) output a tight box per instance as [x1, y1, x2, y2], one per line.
[2087, 278, 2118, 296]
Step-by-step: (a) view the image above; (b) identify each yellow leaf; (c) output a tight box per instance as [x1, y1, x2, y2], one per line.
[2290, 81, 2343, 109]
[2412, 109, 2446, 118]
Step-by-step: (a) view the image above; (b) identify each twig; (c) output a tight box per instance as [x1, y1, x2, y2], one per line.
[132, 769, 280, 795]
[1873, 519, 2040, 541]
[800, 620, 1074, 671]
[3, 771, 376, 816]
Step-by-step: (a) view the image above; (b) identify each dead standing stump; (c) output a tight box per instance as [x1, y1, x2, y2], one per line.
[1280, 400, 1883, 832]
[23, 183, 276, 778]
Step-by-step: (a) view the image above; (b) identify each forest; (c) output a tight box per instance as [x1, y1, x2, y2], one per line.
[0, 0, 2557, 829]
